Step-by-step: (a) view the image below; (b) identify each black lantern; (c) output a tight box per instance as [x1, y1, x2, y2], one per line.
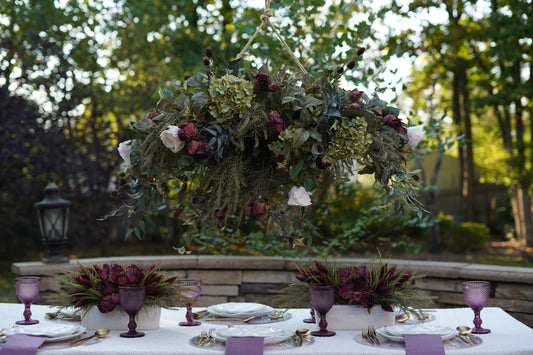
[35, 182, 71, 263]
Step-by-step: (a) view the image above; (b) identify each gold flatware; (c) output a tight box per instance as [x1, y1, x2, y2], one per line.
[447, 337, 461, 348]
[46, 311, 81, 321]
[205, 316, 255, 323]
[294, 328, 310, 347]
[396, 314, 410, 323]
[193, 310, 209, 320]
[270, 309, 289, 320]
[70, 328, 110, 347]
[368, 326, 380, 346]
[361, 328, 375, 345]
[197, 331, 208, 346]
[457, 326, 476, 344]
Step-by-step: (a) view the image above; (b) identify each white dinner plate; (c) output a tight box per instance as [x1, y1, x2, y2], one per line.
[7, 324, 86, 343]
[377, 324, 455, 343]
[207, 302, 274, 319]
[212, 326, 293, 345]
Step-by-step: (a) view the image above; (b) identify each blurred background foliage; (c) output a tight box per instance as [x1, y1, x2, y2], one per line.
[0, 0, 531, 266]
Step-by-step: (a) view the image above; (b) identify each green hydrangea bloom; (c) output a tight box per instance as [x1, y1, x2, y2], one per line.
[329, 118, 372, 161]
[207, 74, 254, 122]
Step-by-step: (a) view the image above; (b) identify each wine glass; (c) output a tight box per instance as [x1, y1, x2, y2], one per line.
[119, 285, 146, 338]
[309, 285, 336, 337]
[462, 281, 491, 334]
[178, 279, 201, 326]
[303, 307, 316, 323]
[15, 277, 40, 325]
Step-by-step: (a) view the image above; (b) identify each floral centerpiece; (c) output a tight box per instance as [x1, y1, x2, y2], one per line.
[108, 49, 424, 245]
[274, 259, 434, 330]
[294, 260, 432, 312]
[56, 263, 181, 314]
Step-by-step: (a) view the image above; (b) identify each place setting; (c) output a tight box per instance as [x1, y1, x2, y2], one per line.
[196, 302, 292, 325]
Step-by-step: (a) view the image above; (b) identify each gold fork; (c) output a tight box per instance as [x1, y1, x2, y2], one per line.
[368, 326, 381, 346]
[361, 328, 375, 345]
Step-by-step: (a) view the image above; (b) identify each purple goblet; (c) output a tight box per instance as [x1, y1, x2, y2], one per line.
[463, 281, 491, 334]
[309, 285, 336, 337]
[15, 277, 40, 325]
[119, 285, 146, 338]
[178, 279, 201, 326]
[303, 307, 316, 323]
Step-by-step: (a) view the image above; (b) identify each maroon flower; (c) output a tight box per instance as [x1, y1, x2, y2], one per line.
[109, 264, 127, 285]
[187, 140, 206, 155]
[173, 205, 184, 218]
[73, 275, 92, 289]
[268, 82, 279, 92]
[97, 294, 117, 313]
[382, 114, 407, 135]
[110, 292, 120, 304]
[337, 283, 355, 300]
[315, 154, 332, 169]
[350, 90, 364, 102]
[267, 111, 286, 136]
[178, 123, 197, 140]
[251, 200, 267, 217]
[357, 47, 366, 56]
[203, 58, 210, 66]
[98, 280, 116, 296]
[70, 297, 89, 308]
[347, 60, 356, 69]
[125, 264, 144, 285]
[354, 290, 377, 309]
[254, 73, 270, 91]
[345, 102, 362, 110]
[205, 48, 213, 57]
[147, 109, 160, 120]
[145, 283, 158, 296]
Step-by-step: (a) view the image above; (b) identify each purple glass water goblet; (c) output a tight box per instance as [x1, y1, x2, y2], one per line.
[119, 285, 146, 338]
[303, 307, 316, 323]
[178, 279, 201, 326]
[309, 285, 336, 337]
[463, 281, 491, 334]
[15, 277, 40, 325]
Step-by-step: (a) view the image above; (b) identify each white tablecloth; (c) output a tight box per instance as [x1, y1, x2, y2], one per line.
[1, 303, 532, 354]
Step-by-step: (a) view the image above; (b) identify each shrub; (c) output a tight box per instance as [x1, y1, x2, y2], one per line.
[447, 221, 491, 252]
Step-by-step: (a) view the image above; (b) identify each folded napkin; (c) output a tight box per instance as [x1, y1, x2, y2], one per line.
[225, 337, 264, 355]
[404, 334, 445, 355]
[0, 334, 47, 355]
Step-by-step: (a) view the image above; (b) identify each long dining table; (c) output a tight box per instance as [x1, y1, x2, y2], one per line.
[1, 303, 532, 354]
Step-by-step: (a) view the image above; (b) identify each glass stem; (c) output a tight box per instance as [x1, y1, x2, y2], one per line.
[23, 304, 32, 321]
[185, 304, 194, 323]
[318, 313, 328, 332]
[128, 314, 137, 333]
[473, 311, 482, 329]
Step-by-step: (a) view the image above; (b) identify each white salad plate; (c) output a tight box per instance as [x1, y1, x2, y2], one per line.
[377, 324, 455, 343]
[7, 324, 86, 343]
[207, 302, 274, 319]
[212, 326, 293, 345]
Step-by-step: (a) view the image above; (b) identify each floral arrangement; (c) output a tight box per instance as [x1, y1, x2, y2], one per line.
[57, 263, 181, 314]
[274, 259, 434, 312]
[109, 49, 424, 244]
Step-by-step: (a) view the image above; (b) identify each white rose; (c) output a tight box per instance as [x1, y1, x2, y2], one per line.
[117, 140, 132, 164]
[407, 125, 425, 149]
[287, 186, 312, 206]
[160, 125, 185, 153]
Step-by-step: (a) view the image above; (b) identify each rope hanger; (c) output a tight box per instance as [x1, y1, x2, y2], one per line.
[235, 0, 308, 74]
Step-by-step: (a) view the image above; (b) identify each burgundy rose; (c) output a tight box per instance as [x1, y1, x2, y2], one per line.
[251, 200, 267, 217]
[350, 90, 364, 102]
[254, 73, 270, 91]
[268, 82, 279, 92]
[98, 280, 116, 296]
[147, 109, 160, 120]
[125, 264, 144, 285]
[111, 292, 121, 304]
[97, 294, 117, 313]
[178, 123, 197, 140]
[187, 140, 207, 156]
[382, 114, 407, 135]
[267, 111, 286, 136]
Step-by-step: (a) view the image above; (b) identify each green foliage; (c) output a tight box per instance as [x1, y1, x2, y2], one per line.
[439, 214, 491, 252]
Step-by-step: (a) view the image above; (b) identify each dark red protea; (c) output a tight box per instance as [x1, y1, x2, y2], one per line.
[125, 264, 144, 284]
[98, 280, 116, 296]
[178, 123, 197, 140]
[97, 294, 117, 313]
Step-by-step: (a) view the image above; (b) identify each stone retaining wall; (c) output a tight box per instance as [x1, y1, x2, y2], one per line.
[11, 255, 533, 327]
